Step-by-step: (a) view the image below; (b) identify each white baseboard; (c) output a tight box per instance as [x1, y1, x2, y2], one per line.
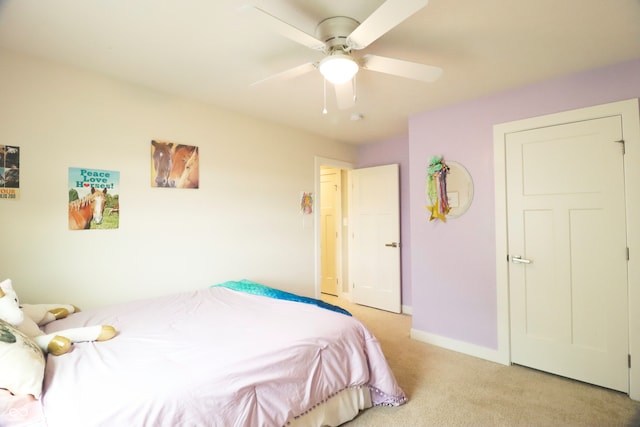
[401, 305, 412, 315]
[410, 328, 510, 366]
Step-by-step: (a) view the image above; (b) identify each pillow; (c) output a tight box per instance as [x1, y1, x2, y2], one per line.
[0, 319, 45, 398]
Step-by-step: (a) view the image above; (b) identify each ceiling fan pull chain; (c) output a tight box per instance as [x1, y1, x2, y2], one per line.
[353, 75, 357, 102]
[322, 78, 328, 115]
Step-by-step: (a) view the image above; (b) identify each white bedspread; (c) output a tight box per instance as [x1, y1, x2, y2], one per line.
[38, 286, 405, 426]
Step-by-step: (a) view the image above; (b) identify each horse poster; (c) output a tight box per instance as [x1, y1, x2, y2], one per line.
[151, 140, 199, 189]
[68, 167, 120, 230]
[0, 145, 20, 200]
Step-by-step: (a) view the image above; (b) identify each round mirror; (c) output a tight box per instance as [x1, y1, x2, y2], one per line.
[444, 161, 474, 218]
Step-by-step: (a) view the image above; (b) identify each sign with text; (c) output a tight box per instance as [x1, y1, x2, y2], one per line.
[68, 167, 120, 230]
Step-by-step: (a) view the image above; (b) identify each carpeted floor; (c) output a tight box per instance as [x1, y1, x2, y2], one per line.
[323, 295, 640, 427]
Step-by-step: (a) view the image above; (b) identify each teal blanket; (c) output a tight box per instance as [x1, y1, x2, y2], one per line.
[211, 280, 351, 316]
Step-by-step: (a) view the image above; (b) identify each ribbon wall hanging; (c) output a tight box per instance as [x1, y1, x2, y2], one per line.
[426, 156, 450, 222]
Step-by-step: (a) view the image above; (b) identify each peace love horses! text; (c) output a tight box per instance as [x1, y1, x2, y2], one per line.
[74, 169, 115, 189]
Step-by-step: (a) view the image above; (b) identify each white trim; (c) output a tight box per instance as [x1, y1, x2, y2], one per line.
[493, 98, 640, 400]
[339, 290, 353, 303]
[411, 328, 508, 365]
[401, 305, 413, 315]
[314, 157, 354, 299]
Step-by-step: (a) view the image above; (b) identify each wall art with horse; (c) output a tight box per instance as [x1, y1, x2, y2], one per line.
[0, 144, 20, 200]
[68, 167, 120, 230]
[151, 140, 199, 189]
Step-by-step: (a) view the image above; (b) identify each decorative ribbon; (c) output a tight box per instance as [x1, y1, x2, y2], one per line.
[426, 156, 450, 222]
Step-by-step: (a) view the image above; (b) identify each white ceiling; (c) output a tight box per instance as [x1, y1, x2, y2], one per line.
[1, 0, 639, 145]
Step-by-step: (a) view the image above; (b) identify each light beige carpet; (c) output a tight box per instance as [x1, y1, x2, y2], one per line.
[323, 295, 640, 427]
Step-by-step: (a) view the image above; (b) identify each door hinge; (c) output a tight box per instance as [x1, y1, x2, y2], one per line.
[629, 354, 632, 368]
[628, 247, 630, 261]
[615, 139, 625, 155]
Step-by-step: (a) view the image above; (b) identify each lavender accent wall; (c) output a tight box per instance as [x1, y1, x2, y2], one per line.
[407, 58, 640, 349]
[356, 136, 412, 308]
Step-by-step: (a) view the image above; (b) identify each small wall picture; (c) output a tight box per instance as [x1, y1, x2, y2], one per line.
[0, 145, 20, 200]
[300, 192, 313, 214]
[68, 167, 120, 230]
[151, 140, 199, 189]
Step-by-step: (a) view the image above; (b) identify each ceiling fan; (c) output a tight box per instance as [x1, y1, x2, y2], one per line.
[249, 0, 443, 111]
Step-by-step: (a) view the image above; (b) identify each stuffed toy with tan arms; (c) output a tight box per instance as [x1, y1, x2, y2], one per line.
[0, 278, 116, 356]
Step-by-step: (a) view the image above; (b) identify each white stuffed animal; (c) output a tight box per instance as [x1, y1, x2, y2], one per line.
[0, 279, 116, 356]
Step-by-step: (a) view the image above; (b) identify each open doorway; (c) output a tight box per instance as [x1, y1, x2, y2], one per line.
[320, 166, 340, 296]
[314, 157, 353, 300]
[315, 158, 402, 313]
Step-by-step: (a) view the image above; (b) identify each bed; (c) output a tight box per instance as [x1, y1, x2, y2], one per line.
[1, 280, 406, 426]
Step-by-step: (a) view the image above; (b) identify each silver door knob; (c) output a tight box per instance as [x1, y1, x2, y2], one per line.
[511, 255, 531, 264]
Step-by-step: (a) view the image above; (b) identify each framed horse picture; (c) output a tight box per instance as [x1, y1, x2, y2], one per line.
[68, 167, 120, 230]
[151, 140, 199, 189]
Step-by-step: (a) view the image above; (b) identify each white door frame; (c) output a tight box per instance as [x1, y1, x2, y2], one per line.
[493, 98, 640, 400]
[314, 157, 354, 299]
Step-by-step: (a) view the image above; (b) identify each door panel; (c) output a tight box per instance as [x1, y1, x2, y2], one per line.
[320, 168, 339, 295]
[507, 116, 629, 392]
[350, 164, 401, 313]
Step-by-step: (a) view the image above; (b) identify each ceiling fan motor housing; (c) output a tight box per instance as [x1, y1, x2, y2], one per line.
[315, 16, 360, 52]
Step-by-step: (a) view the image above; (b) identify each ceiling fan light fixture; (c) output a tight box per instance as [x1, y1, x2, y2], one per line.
[319, 51, 359, 84]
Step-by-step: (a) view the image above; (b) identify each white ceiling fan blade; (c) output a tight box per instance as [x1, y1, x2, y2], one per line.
[251, 62, 316, 86]
[362, 54, 443, 82]
[248, 6, 326, 51]
[347, 0, 429, 50]
[334, 81, 356, 110]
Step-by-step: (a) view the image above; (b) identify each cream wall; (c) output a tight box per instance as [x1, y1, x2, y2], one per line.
[0, 48, 356, 308]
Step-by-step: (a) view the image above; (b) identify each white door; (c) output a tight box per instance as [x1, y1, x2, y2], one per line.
[350, 164, 401, 313]
[320, 168, 339, 295]
[506, 116, 629, 392]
